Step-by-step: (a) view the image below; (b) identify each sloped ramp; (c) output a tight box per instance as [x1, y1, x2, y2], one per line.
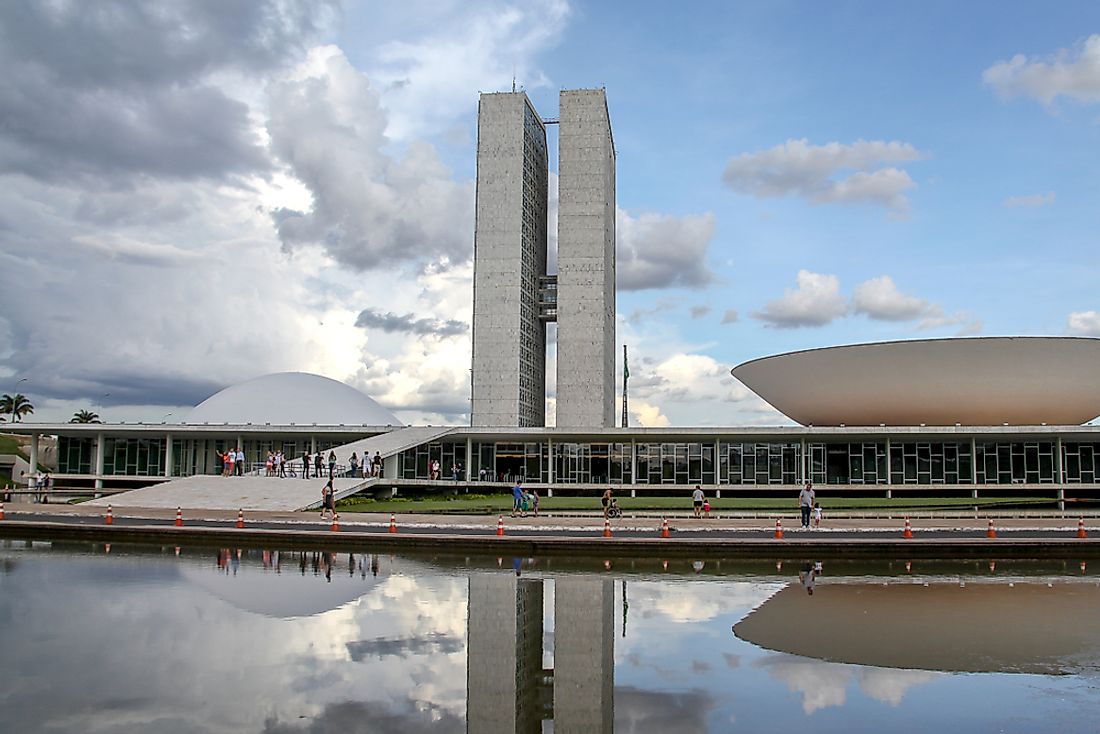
[84, 474, 374, 512]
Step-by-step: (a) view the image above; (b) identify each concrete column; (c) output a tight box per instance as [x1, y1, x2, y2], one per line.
[1056, 436, 1065, 510]
[884, 437, 891, 497]
[311, 435, 317, 454]
[29, 433, 39, 474]
[164, 433, 173, 478]
[800, 437, 807, 484]
[94, 432, 105, 493]
[972, 435, 979, 499]
[548, 438, 555, 485]
[713, 438, 720, 490]
[466, 437, 473, 482]
[630, 439, 637, 486]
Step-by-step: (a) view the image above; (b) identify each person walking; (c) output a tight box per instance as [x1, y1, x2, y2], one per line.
[601, 487, 613, 519]
[327, 450, 337, 479]
[314, 452, 323, 479]
[349, 452, 359, 478]
[320, 479, 335, 521]
[302, 450, 311, 479]
[799, 481, 816, 529]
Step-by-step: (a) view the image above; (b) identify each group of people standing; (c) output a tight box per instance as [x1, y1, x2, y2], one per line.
[340, 450, 383, 479]
[217, 448, 245, 477]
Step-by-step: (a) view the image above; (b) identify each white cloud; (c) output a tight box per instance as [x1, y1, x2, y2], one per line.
[369, 0, 570, 140]
[721, 309, 738, 324]
[752, 270, 847, 328]
[851, 275, 930, 321]
[1003, 192, 1055, 208]
[268, 46, 475, 270]
[723, 139, 922, 213]
[689, 306, 710, 319]
[1068, 310, 1100, 336]
[983, 34, 1100, 105]
[617, 209, 717, 290]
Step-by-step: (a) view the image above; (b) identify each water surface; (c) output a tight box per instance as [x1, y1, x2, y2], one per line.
[1, 541, 1098, 733]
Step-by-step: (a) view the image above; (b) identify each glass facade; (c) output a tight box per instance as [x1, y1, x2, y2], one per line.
[48, 434, 1100, 486]
[722, 442, 800, 485]
[889, 442, 973, 484]
[57, 436, 95, 474]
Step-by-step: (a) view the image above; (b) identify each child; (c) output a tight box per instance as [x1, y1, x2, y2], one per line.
[813, 502, 823, 529]
[702, 498, 711, 518]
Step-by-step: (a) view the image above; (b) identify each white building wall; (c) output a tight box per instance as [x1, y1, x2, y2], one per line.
[556, 88, 616, 428]
[471, 92, 548, 427]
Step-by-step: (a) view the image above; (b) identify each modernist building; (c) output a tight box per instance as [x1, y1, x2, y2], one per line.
[5, 86, 1100, 501]
[471, 88, 616, 429]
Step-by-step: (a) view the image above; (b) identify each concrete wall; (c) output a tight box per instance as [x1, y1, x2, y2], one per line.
[471, 92, 548, 427]
[553, 577, 614, 733]
[467, 574, 545, 733]
[556, 89, 616, 428]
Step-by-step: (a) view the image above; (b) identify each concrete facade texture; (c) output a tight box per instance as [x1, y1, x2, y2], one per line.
[555, 89, 616, 428]
[467, 574, 544, 733]
[471, 92, 548, 428]
[553, 577, 614, 733]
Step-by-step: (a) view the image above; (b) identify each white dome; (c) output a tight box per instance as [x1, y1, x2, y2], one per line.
[186, 372, 400, 426]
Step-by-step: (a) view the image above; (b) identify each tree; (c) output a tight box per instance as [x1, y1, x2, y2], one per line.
[0, 393, 34, 422]
[70, 409, 101, 424]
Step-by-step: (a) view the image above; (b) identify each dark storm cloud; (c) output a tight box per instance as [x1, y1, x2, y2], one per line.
[355, 308, 468, 338]
[0, 0, 336, 182]
[263, 700, 463, 734]
[1, 364, 225, 410]
[345, 633, 463, 661]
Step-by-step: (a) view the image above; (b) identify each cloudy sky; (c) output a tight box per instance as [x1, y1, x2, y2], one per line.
[2, 1, 1098, 426]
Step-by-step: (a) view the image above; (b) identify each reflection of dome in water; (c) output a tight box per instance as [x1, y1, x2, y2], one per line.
[180, 560, 379, 619]
[185, 372, 399, 426]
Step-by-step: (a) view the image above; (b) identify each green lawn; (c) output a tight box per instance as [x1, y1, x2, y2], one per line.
[336, 493, 1058, 514]
[0, 434, 27, 460]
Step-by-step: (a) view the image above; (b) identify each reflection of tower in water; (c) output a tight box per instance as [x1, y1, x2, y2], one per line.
[467, 575, 614, 734]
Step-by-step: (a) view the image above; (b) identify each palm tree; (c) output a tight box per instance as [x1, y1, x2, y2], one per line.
[0, 393, 34, 423]
[70, 409, 101, 424]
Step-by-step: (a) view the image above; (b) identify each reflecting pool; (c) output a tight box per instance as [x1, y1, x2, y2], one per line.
[1, 541, 1099, 733]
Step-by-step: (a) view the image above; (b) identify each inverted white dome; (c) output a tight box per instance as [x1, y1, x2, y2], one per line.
[186, 372, 400, 426]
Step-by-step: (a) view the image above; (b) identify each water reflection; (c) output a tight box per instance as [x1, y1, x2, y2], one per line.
[2, 541, 1100, 733]
[467, 574, 615, 733]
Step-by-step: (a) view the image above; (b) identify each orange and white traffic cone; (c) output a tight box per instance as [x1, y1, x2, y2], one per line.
[175, 506, 183, 527]
[388, 513, 397, 534]
[603, 518, 612, 538]
[774, 519, 784, 539]
[986, 518, 997, 538]
[331, 513, 340, 532]
[0, 501, 5, 521]
[660, 517, 670, 538]
[496, 515, 505, 537]
[236, 509, 244, 529]
[903, 517, 913, 539]
[1078, 517, 1088, 539]
[105, 505, 113, 525]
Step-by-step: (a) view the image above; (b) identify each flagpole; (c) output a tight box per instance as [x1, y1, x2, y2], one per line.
[622, 344, 629, 428]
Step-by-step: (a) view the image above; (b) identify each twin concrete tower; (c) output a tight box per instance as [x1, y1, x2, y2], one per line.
[471, 89, 616, 428]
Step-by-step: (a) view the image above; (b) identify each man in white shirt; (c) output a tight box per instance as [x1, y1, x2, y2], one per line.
[798, 481, 815, 529]
[692, 485, 705, 518]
